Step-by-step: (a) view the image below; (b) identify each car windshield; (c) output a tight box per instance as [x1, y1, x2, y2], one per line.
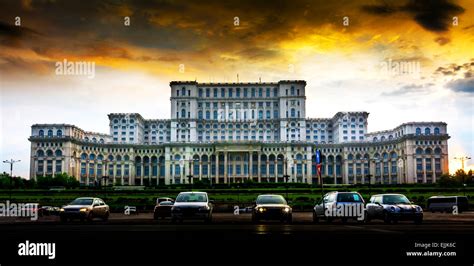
[383, 195, 410, 204]
[256, 195, 286, 205]
[160, 201, 174, 206]
[337, 193, 363, 202]
[69, 198, 93, 205]
[176, 193, 207, 202]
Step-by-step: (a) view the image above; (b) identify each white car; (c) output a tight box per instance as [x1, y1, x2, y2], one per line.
[171, 192, 213, 223]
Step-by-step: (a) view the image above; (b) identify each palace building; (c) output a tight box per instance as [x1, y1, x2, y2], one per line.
[28, 80, 449, 185]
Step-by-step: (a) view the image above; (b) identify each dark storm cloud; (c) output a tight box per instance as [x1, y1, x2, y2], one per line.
[0, 21, 41, 47]
[446, 77, 474, 93]
[381, 83, 434, 96]
[435, 60, 473, 76]
[361, 0, 465, 32]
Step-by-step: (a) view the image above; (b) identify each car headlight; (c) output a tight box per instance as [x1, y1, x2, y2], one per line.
[79, 208, 88, 212]
[59, 208, 64, 212]
[199, 206, 210, 211]
[283, 207, 290, 213]
[415, 206, 423, 212]
[258, 207, 265, 213]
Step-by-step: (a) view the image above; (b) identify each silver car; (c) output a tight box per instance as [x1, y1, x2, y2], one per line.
[59, 197, 110, 222]
[171, 192, 213, 223]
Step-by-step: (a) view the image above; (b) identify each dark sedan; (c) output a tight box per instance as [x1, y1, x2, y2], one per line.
[366, 194, 423, 224]
[252, 194, 292, 223]
[154, 200, 174, 220]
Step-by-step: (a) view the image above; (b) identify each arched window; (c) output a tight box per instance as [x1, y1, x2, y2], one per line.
[92, 137, 97, 142]
[39, 130, 44, 137]
[425, 128, 431, 135]
[425, 148, 432, 154]
[416, 148, 423, 154]
[434, 128, 440, 135]
[47, 130, 53, 137]
[181, 109, 186, 118]
[56, 130, 62, 137]
[108, 155, 114, 161]
[290, 108, 296, 118]
[81, 153, 87, 160]
[116, 155, 122, 161]
[124, 155, 130, 161]
[198, 111, 203, 119]
[373, 137, 378, 142]
[89, 154, 96, 160]
[416, 128, 421, 135]
[46, 150, 53, 157]
[37, 150, 44, 157]
[97, 154, 104, 161]
[99, 138, 104, 143]
[381, 136, 386, 141]
[434, 147, 442, 154]
[55, 150, 62, 157]
[348, 154, 354, 160]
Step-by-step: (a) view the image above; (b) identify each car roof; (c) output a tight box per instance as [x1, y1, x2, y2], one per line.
[178, 191, 207, 194]
[257, 194, 284, 197]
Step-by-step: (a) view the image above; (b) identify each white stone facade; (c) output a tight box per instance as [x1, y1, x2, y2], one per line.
[29, 80, 449, 185]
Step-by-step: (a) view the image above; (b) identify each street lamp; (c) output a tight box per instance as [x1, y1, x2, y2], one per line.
[3, 159, 21, 201]
[279, 157, 290, 199]
[454, 156, 471, 196]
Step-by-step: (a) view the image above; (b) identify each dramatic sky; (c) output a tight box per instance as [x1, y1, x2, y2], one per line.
[0, 0, 473, 177]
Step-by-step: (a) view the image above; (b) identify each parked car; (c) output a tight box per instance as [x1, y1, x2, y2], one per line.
[154, 200, 174, 220]
[427, 196, 469, 213]
[40, 206, 61, 216]
[313, 191, 365, 223]
[156, 197, 174, 205]
[171, 192, 213, 223]
[252, 194, 292, 223]
[366, 194, 423, 224]
[239, 206, 253, 213]
[59, 197, 110, 222]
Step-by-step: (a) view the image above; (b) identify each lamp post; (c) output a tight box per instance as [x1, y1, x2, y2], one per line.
[3, 159, 20, 201]
[454, 156, 470, 196]
[279, 157, 290, 199]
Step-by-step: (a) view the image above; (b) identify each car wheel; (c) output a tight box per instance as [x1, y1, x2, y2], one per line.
[383, 212, 391, 224]
[153, 213, 158, 220]
[87, 212, 94, 222]
[414, 217, 422, 224]
[60, 216, 67, 223]
[312, 211, 319, 223]
[252, 215, 259, 224]
[171, 217, 177, 224]
[364, 211, 370, 223]
[287, 215, 292, 224]
[102, 212, 109, 221]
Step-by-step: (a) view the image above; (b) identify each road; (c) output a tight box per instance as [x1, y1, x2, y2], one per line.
[0, 212, 473, 265]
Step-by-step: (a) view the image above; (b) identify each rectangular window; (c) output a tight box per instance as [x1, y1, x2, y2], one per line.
[55, 160, 62, 173]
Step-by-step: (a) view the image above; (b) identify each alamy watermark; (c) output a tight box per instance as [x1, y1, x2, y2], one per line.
[325, 203, 365, 221]
[379, 58, 420, 78]
[55, 58, 95, 79]
[0, 201, 39, 221]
